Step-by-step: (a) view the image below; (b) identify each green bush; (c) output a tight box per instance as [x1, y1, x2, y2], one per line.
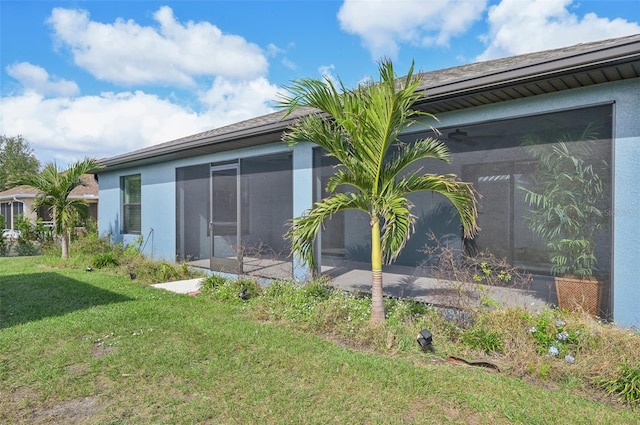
[70, 232, 113, 257]
[0, 238, 11, 257]
[15, 238, 40, 256]
[525, 310, 588, 357]
[92, 251, 119, 268]
[461, 327, 504, 354]
[601, 363, 640, 407]
[201, 275, 261, 303]
[14, 214, 36, 241]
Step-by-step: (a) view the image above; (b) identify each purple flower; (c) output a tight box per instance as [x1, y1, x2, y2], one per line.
[565, 355, 575, 364]
[556, 320, 566, 327]
[549, 346, 559, 356]
[556, 331, 569, 341]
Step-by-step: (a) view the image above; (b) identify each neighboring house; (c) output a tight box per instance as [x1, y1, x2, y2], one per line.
[96, 34, 640, 328]
[0, 174, 99, 229]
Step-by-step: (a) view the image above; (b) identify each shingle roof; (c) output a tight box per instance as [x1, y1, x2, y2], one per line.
[0, 175, 99, 201]
[98, 33, 640, 171]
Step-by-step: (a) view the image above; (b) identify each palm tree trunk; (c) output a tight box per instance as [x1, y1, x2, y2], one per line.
[61, 231, 69, 259]
[370, 217, 385, 323]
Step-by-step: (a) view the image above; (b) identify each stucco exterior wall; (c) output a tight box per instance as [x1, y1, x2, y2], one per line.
[98, 78, 639, 327]
[98, 143, 304, 262]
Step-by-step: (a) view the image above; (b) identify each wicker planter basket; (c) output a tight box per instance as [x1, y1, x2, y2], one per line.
[555, 276, 603, 316]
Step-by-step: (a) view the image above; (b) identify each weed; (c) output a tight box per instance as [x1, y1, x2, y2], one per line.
[201, 274, 227, 289]
[420, 232, 533, 325]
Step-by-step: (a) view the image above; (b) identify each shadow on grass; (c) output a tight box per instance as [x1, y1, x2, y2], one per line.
[0, 272, 133, 329]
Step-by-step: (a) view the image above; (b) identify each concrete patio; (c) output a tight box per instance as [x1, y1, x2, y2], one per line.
[154, 258, 556, 313]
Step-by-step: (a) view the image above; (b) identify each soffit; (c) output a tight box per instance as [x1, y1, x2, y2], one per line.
[414, 35, 640, 113]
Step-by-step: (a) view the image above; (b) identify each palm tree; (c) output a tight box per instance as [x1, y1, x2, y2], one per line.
[278, 59, 479, 323]
[20, 158, 101, 259]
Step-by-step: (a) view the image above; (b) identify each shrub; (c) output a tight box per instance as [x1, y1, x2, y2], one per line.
[524, 310, 588, 357]
[461, 327, 504, 354]
[201, 275, 261, 303]
[0, 236, 11, 257]
[14, 214, 36, 241]
[93, 251, 120, 268]
[15, 238, 40, 256]
[601, 363, 640, 407]
[70, 232, 113, 257]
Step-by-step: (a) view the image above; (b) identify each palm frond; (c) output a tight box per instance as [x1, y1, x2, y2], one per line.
[287, 193, 369, 268]
[382, 138, 451, 182]
[394, 173, 480, 239]
[378, 195, 415, 263]
[17, 158, 101, 237]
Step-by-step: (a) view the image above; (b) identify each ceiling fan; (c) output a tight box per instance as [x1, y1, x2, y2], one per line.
[445, 128, 478, 146]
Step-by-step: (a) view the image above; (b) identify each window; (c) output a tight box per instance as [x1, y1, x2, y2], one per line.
[121, 174, 141, 234]
[0, 202, 11, 228]
[0, 201, 24, 229]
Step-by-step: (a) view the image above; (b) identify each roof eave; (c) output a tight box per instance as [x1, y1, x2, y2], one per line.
[97, 35, 640, 172]
[417, 36, 640, 104]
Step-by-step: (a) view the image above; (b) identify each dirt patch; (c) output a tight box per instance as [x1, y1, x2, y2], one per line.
[92, 344, 115, 359]
[30, 396, 102, 424]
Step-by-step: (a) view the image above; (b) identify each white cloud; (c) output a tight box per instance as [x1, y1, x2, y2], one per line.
[198, 76, 280, 124]
[477, 0, 640, 61]
[0, 81, 278, 165]
[0, 7, 283, 166]
[0, 90, 198, 163]
[47, 6, 268, 86]
[281, 58, 296, 71]
[318, 64, 337, 84]
[5, 62, 79, 97]
[266, 43, 284, 57]
[338, 0, 487, 60]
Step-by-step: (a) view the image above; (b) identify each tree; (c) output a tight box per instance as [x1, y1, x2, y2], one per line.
[0, 135, 40, 190]
[278, 59, 479, 323]
[19, 158, 101, 259]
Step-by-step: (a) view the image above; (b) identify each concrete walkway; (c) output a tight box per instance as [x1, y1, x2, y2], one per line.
[152, 278, 203, 294]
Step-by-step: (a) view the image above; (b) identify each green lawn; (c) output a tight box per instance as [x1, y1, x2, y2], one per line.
[0, 257, 637, 424]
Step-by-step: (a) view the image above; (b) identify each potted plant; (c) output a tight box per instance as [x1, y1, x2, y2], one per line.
[522, 123, 607, 315]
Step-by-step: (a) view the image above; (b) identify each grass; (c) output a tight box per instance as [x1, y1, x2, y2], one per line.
[1, 257, 639, 424]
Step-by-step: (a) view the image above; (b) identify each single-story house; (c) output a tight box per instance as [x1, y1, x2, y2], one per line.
[0, 174, 99, 230]
[96, 34, 640, 328]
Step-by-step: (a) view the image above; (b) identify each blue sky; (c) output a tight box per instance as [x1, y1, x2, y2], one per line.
[1, 0, 639, 166]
